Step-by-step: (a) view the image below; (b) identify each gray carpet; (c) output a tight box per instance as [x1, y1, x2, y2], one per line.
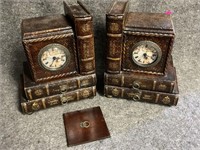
[0, 0, 200, 149]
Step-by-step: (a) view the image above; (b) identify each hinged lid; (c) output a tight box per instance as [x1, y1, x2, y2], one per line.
[22, 14, 73, 40]
[124, 12, 175, 34]
[63, 1, 91, 19]
[107, 1, 129, 17]
[63, 106, 110, 146]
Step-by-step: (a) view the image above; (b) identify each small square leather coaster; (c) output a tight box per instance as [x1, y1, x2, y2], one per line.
[63, 106, 110, 147]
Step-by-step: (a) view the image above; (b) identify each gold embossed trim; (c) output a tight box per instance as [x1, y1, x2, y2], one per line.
[31, 102, 40, 111]
[162, 96, 171, 104]
[82, 90, 90, 98]
[106, 57, 121, 61]
[112, 88, 120, 97]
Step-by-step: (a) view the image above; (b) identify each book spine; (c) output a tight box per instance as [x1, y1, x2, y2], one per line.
[104, 85, 178, 106]
[21, 86, 96, 114]
[74, 16, 95, 75]
[106, 2, 129, 73]
[24, 74, 96, 100]
[106, 16, 123, 73]
[63, 2, 95, 74]
[104, 73, 175, 93]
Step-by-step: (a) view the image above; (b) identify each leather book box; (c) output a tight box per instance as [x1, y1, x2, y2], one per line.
[21, 1, 96, 83]
[105, 0, 179, 106]
[106, 1, 175, 75]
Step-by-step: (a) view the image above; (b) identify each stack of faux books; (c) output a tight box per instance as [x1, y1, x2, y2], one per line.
[19, 1, 96, 114]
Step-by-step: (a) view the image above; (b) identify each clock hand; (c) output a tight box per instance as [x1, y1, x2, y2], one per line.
[143, 53, 149, 59]
[50, 57, 57, 67]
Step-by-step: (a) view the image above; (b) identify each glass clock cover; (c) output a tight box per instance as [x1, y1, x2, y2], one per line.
[38, 44, 70, 71]
[131, 41, 162, 67]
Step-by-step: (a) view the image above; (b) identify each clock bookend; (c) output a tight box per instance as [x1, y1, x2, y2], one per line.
[104, 0, 179, 106]
[19, 1, 96, 114]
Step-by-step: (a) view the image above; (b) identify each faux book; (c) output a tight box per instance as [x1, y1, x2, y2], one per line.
[104, 56, 177, 93]
[64, 1, 95, 75]
[104, 84, 178, 106]
[22, 62, 96, 100]
[20, 86, 96, 114]
[106, 1, 129, 73]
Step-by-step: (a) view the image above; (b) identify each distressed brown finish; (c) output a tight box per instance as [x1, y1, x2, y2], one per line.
[22, 15, 78, 83]
[64, 1, 96, 75]
[105, 56, 176, 93]
[106, 2, 175, 75]
[20, 4, 97, 113]
[104, 1, 178, 106]
[20, 85, 96, 114]
[122, 12, 175, 75]
[63, 107, 110, 147]
[23, 62, 96, 100]
[124, 12, 174, 34]
[104, 84, 179, 106]
[106, 0, 129, 73]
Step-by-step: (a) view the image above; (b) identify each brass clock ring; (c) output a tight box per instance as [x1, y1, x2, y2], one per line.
[132, 94, 140, 101]
[133, 81, 140, 89]
[80, 121, 90, 128]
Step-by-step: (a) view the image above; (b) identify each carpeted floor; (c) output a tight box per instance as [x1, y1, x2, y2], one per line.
[0, 0, 200, 150]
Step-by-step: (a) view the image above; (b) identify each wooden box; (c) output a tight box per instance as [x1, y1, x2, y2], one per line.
[19, 1, 97, 113]
[21, 1, 95, 83]
[105, 0, 179, 106]
[106, 1, 175, 75]
[122, 12, 175, 75]
[22, 15, 78, 82]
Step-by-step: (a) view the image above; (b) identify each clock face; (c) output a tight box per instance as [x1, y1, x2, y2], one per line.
[38, 44, 70, 71]
[131, 41, 162, 67]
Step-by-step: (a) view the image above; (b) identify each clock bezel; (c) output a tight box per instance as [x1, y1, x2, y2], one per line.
[131, 40, 162, 68]
[38, 43, 71, 71]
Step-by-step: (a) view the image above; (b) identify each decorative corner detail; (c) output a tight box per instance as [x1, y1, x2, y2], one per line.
[82, 90, 90, 98]
[82, 23, 90, 32]
[47, 99, 59, 106]
[60, 85, 69, 93]
[158, 84, 167, 90]
[111, 78, 119, 84]
[162, 96, 170, 104]
[109, 23, 119, 32]
[34, 89, 43, 96]
[32, 102, 40, 111]
[81, 79, 90, 87]
[85, 62, 93, 70]
[108, 62, 118, 69]
[112, 88, 120, 96]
